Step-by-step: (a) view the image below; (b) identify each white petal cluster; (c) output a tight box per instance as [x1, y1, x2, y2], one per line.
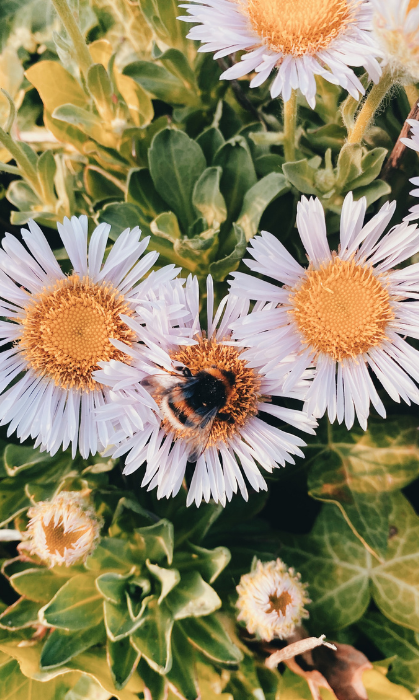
[0, 216, 177, 458]
[94, 276, 316, 507]
[401, 110, 419, 222]
[178, 0, 382, 108]
[230, 193, 418, 430]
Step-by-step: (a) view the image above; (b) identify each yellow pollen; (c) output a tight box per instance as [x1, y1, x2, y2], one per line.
[165, 338, 261, 446]
[290, 258, 394, 362]
[268, 590, 293, 616]
[42, 519, 89, 557]
[18, 275, 135, 391]
[244, 0, 354, 56]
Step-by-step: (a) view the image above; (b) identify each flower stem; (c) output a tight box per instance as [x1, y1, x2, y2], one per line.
[50, 0, 93, 79]
[348, 68, 395, 144]
[283, 90, 297, 162]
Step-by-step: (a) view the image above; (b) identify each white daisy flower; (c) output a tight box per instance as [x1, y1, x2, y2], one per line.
[230, 193, 419, 430]
[401, 109, 419, 222]
[0, 216, 178, 458]
[23, 491, 102, 567]
[371, 0, 418, 83]
[236, 558, 310, 641]
[178, 0, 383, 108]
[94, 276, 316, 507]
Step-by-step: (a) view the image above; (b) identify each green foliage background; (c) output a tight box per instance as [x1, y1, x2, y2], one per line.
[0, 1, 418, 698]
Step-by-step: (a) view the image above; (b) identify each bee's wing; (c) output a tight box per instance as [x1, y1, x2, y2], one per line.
[184, 406, 219, 463]
[141, 373, 185, 394]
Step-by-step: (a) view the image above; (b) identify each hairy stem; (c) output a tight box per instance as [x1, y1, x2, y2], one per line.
[50, 0, 93, 79]
[348, 68, 395, 144]
[283, 90, 297, 162]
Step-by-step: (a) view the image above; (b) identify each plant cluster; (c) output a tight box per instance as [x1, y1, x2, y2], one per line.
[0, 1, 418, 699]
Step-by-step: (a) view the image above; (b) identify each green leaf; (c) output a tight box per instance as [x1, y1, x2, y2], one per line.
[40, 623, 105, 669]
[363, 666, 416, 700]
[361, 613, 419, 696]
[40, 575, 103, 630]
[166, 571, 221, 620]
[86, 537, 140, 573]
[166, 624, 199, 700]
[87, 63, 114, 123]
[146, 560, 180, 603]
[307, 417, 418, 558]
[96, 571, 133, 605]
[25, 61, 89, 113]
[149, 128, 206, 233]
[281, 492, 418, 632]
[52, 105, 116, 149]
[103, 595, 148, 642]
[173, 503, 223, 546]
[0, 598, 40, 630]
[137, 658, 166, 700]
[151, 211, 182, 241]
[282, 158, 318, 194]
[141, 0, 187, 50]
[126, 167, 166, 221]
[136, 519, 174, 565]
[335, 143, 363, 189]
[37, 151, 57, 206]
[85, 166, 125, 203]
[193, 166, 227, 228]
[345, 147, 388, 191]
[236, 172, 290, 241]
[305, 123, 346, 152]
[123, 61, 193, 106]
[173, 543, 230, 584]
[98, 203, 144, 240]
[107, 637, 141, 690]
[157, 48, 197, 93]
[196, 127, 225, 165]
[0, 479, 31, 526]
[0, 657, 74, 700]
[10, 568, 72, 604]
[115, 73, 154, 128]
[213, 136, 257, 222]
[353, 179, 392, 207]
[180, 614, 243, 665]
[131, 597, 174, 674]
[209, 222, 246, 282]
[6, 180, 40, 211]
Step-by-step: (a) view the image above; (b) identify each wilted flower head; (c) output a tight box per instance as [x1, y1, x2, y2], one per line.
[236, 558, 310, 641]
[24, 491, 102, 566]
[371, 0, 418, 82]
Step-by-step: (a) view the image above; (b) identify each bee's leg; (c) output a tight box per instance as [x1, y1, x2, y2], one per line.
[217, 412, 234, 424]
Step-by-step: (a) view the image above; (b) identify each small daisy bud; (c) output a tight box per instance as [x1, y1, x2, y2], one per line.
[24, 491, 102, 567]
[236, 558, 310, 642]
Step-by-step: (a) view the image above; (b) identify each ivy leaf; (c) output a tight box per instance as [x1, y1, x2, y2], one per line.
[307, 417, 419, 558]
[360, 612, 419, 696]
[281, 492, 418, 632]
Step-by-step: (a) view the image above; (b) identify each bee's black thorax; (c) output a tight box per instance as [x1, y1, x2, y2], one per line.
[189, 368, 235, 413]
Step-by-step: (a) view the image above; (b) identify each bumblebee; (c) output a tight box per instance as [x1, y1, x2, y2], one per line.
[141, 365, 236, 462]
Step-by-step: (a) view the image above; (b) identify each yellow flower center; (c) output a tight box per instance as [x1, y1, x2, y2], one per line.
[244, 0, 354, 56]
[268, 590, 292, 616]
[19, 275, 135, 391]
[290, 258, 394, 362]
[42, 519, 90, 557]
